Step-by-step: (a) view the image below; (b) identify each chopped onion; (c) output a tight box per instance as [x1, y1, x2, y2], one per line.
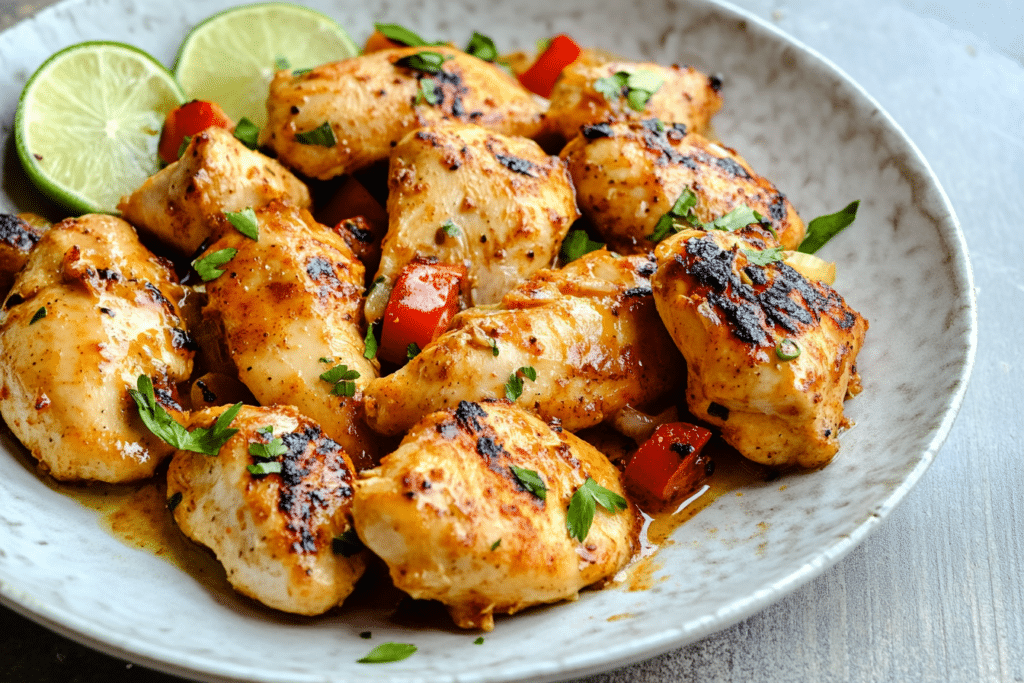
[612, 405, 679, 444]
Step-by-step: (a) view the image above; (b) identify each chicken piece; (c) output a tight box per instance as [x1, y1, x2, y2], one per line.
[546, 55, 722, 142]
[0, 213, 49, 294]
[367, 122, 579, 320]
[168, 404, 365, 615]
[0, 215, 193, 482]
[263, 46, 545, 180]
[353, 399, 641, 631]
[118, 126, 311, 255]
[364, 250, 683, 435]
[561, 119, 806, 253]
[651, 226, 868, 468]
[199, 200, 379, 470]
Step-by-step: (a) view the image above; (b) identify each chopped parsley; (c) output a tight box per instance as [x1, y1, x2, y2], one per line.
[295, 121, 336, 147]
[504, 366, 537, 401]
[363, 323, 379, 361]
[193, 248, 237, 282]
[319, 362, 360, 397]
[566, 478, 628, 542]
[560, 229, 604, 263]
[509, 465, 547, 501]
[247, 461, 282, 476]
[129, 375, 241, 456]
[395, 51, 450, 74]
[490, 539, 501, 551]
[441, 219, 461, 237]
[742, 246, 784, 266]
[224, 207, 259, 240]
[233, 117, 260, 149]
[29, 306, 46, 325]
[488, 338, 500, 357]
[465, 31, 498, 62]
[594, 69, 665, 111]
[474, 636, 485, 645]
[798, 200, 860, 254]
[374, 23, 436, 47]
[415, 77, 441, 105]
[357, 642, 417, 664]
[649, 187, 699, 242]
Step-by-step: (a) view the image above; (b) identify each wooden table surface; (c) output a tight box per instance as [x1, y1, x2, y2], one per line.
[1, 1, 1021, 682]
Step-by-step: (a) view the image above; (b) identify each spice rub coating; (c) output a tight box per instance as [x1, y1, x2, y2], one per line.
[561, 119, 805, 254]
[352, 399, 640, 631]
[168, 404, 365, 615]
[0, 215, 193, 482]
[651, 226, 867, 468]
[118, 127, 311, 256]
[363, 250, 683, 435]
[263, 46, 545, 180]
[199, 200, 379, 470]
[370, 121, 578, 317]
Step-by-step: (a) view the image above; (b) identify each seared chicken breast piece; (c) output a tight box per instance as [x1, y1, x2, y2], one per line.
[364, 250, 683, 435]
[168, 404, 365, 615]
[118, 127, 311, 255]
[561, 119, 806, 253]
[651, 226, 867, 468]
[0, 213, 49, 294]
[368, 122, 578, 319]
[263, 46, 546, 180]
[546, 55, 722, 142]
[353, 399, 641, 631]
[199, 200, 379, 470]
[0, 215, 193, 482]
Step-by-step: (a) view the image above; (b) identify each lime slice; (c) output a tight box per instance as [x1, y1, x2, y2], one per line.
[174, 3, 359, 128]
[15, 41, 185, 216]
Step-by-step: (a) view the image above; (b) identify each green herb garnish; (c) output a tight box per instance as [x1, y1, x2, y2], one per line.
[649, 187, 699, 242]
[233, 117, 260, 149]
[225, 207, 259, 240]
[509, 465, 547, 501]
[129, 375, 241, 456]
[357, 642, 417, 663]
[594, 69, 664, 111]
[474, 636, 485, 645]
[798, 200, 860, 254]
[274, 55, 291, 70]
[406, 342, 422, 360]
[29, 306, 46, 325]
[395, 51, 450, 74]
[192, 248, 237, 282]
[742, 246, 784, 266]
[295, 121, 336, 147]
[247, 461, 283, 476]
[415, 77, 440, 105]
[248, 436, 286, 461]
[465, 31, 498, 61]
[363, 323, 379, 361]
[488, 338, 500, 357]
[331, 528, 364, 557]
[560, 229, 604, 263]
[374, 23, 433, 46]
[705, 204, 764, 232]
[441, 219, 461, 237]
[566, 477, 628, 542]
[504, 366, 537, 401]
[490, 539, 501, 551]
[177, 135, 192, 159]
[320, 363, 360, 397]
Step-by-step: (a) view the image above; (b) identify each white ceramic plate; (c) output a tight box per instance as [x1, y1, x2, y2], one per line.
[0, 0, 976, 681]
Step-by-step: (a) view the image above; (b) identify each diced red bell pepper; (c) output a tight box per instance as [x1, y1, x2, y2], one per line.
[517, 34, 582, 98]
[624, 422, 714, 505]
[158, 100, 234, 165]
[378, 260, 466, 364]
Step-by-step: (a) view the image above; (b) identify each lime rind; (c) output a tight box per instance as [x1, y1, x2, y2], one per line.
[15, 41, 185, 216]
[173, 2, 359, 127]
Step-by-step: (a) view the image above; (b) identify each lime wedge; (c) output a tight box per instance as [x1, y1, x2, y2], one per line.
[15, 41, 185, 216]
[173, 3, 359, 128]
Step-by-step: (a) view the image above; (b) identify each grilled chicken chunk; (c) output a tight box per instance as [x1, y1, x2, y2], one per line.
[199, 200, 379, 470]
[651, 226, 867, 468]
[364, 250, 683, 435]
[263, 46, 545, 180]
[118, 127, 311, 255]
[546, 54, 722, 142]
[367, 122, 578, 320]
[352, 399, 641, 631]
[168, 404, 365, 615]
[0, 215, 193, 482]
[561, 119, 806, 253]
[0, 213, 49, 294]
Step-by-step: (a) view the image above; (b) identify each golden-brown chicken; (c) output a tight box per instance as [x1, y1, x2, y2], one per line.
[363, 250, 683, 435]
[352, 399, 641, 631]
[0, 213, 49, 294]
[561, 119, 805, 253]
[0, 215, 193, 482]
[263, 46, 546, 180]
[168, 404, 365, 615]
[367, 122, 578, 320]
[546, 55, 722, 143]
[651, 226, 867, 468]
[118, 126, 311, 255]
[199, 200, 379, 470]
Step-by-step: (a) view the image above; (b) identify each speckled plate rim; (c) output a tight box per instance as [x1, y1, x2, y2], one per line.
[0, 0, 977, 681]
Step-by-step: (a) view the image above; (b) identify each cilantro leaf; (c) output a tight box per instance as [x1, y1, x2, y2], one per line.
[248, 436, 287, 460]
[465, 31, 498, 61]
[510, 465, 547, 500]
[560, 229, 604, 263]
[798, 200, 860, 254]
[357, 642, 417, 663]
[363, 323, 379, 360]
[29, 306, 46, 325]
[295, 121, 336, 147]
[594, 71, 629, 101]
[742, 246, 785, 266]
[649, 187, 699, 242]
[488, 338, 500, 357]
[375, 23, 432, 46]
[320, 363, 360, 397]
[705, 204, 763, 232]
[233, 117, 260, 149]
[193, 248, 237, 282]
[474, 636, 485, 644]
[247, 461, 282, 476]
[395, 51, 450, 74]
[415, 77, 441, 105]
[225, 207, 259, 240]
[566, 477, 627, 541]
[595, 69, 663, 111]
[504, 366, 537, 401]
[128, 375, 241, 456]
